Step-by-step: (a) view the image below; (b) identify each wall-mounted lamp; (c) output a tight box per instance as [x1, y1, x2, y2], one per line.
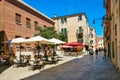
[93, 15, 112, 25]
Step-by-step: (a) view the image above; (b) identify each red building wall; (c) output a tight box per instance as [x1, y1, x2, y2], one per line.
[105, 0, 111, 38]
[0, 0, 54, 41]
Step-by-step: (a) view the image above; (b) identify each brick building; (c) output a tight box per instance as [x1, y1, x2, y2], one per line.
[104, 0, 111, 59]
[0, 0, 54, 53]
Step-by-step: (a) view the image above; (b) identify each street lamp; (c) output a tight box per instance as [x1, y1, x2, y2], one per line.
[93, 15, 112, 25]
[93, 16, 106, 24]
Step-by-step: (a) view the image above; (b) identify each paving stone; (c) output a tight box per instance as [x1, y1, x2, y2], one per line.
[21, 52, 120, 80]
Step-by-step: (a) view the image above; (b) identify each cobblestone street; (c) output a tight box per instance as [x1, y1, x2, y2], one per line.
[21, 52, 120, 80]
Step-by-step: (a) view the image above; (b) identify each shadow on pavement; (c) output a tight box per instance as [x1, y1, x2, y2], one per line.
[0, 65, 11, 74]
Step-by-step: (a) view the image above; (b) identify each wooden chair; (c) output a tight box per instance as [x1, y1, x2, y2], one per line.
[13, 58, 20, 67]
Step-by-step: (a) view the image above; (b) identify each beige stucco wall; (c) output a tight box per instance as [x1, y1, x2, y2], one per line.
[96, 37, 104, 50]
[115, 0, 120, 69]
[110, 0, 120, 68]
[90, 28, 96, 51]
[54, 14, 90, 45]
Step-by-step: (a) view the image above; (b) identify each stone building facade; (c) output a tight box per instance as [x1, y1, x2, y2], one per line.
[53, 13, 90, 46]
[104, 0, 120, 70]
[89, 28, 96, 51]
[96, 37, 104, 50]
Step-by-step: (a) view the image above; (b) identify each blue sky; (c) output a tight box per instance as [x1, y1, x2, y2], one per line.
[22, 0, 105, 37]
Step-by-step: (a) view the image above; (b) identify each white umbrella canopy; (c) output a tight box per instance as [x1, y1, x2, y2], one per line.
[49, 38, 66, 44]
[25, 36, 54, 55]
[25, 36, 54, 44]
[11, 37, 26, 43]
[11, 37, 26, 61]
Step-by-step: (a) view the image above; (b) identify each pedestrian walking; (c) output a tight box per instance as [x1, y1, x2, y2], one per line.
[103, 47, 107, 58]
[89, 48, 93, 55]
[95, 49, 98, 58]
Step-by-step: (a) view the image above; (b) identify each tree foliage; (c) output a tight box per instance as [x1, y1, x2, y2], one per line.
[35, 26, 67, 42]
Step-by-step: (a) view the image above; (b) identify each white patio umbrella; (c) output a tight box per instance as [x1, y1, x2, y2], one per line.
[11, 37, 26, 44]
[11, 37, 26, 61]
[25, 36, 54, 44]
[25, 36, 54, 55]
[49, 38, 66, 44]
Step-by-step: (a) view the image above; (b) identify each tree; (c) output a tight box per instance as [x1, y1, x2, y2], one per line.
[35, 26, 68, 42]
[57, 33, 68, 42]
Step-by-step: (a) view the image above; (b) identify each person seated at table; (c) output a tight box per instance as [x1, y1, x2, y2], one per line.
[53, 49, 57, 57]
[39, 49, 44, 57]
[0, 55, 6, 65]
[36, 45, 41, 55]
[24, 55, 31, 64]
[43, 49, 48, 61]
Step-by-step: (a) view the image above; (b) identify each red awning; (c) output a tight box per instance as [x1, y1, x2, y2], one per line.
[65, 42, 84, 47]
[59, 45, 73, 48]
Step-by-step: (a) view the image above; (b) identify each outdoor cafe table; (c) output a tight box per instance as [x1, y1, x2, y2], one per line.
[29, 59, 42, 70]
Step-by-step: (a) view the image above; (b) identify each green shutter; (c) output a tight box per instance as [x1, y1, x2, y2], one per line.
[61, 28, 64, 33]
[64, 28, 67, 34]
[79, 27, 82, 33]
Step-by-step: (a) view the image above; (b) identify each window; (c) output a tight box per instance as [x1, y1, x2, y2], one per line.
[112, 42, 115, 58]
[64, 18, 67, 23]
[115, 0, 117, 3]
[98, 40, 100, 42]
[115, 24, 117, 36]
[90, 28, 93, 31]
[34, 21, 38, 29]
[78, 38, 83, 43]
[79, 26, 83, 33]
[119, 7, 120, 16]
[61, 28, 67, 34]
[0, 31, 4, 45]
[115, 39, 117, 58]
[26, 18, 31, 28]
[61, 18, 67, 24]
[26, 37, 30, 39]
[91, 34, 93, 38]
[34, 21, 38, 27]
[44, 25, 47, 27]
[15, 35, 21, 38]
[61, 28, 64, 33]
[78, 15, 82, 21]
[90, 40, 93, 44]
[16, 13, 21, 24]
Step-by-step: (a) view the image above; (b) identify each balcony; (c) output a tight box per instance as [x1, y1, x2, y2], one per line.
[77, 32, 83, 38]
[77, 38, 83, 43]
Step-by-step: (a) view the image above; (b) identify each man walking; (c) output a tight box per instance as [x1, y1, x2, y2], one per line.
[104, 47, 107, 58]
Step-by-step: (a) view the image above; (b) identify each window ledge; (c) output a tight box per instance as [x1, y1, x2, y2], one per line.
[16, 22, 22, 25]
[26, 25, 31, 28]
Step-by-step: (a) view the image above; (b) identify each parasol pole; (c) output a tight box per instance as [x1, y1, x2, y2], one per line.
[19, 43, 21, 61]
[37, 41, 41, 55]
